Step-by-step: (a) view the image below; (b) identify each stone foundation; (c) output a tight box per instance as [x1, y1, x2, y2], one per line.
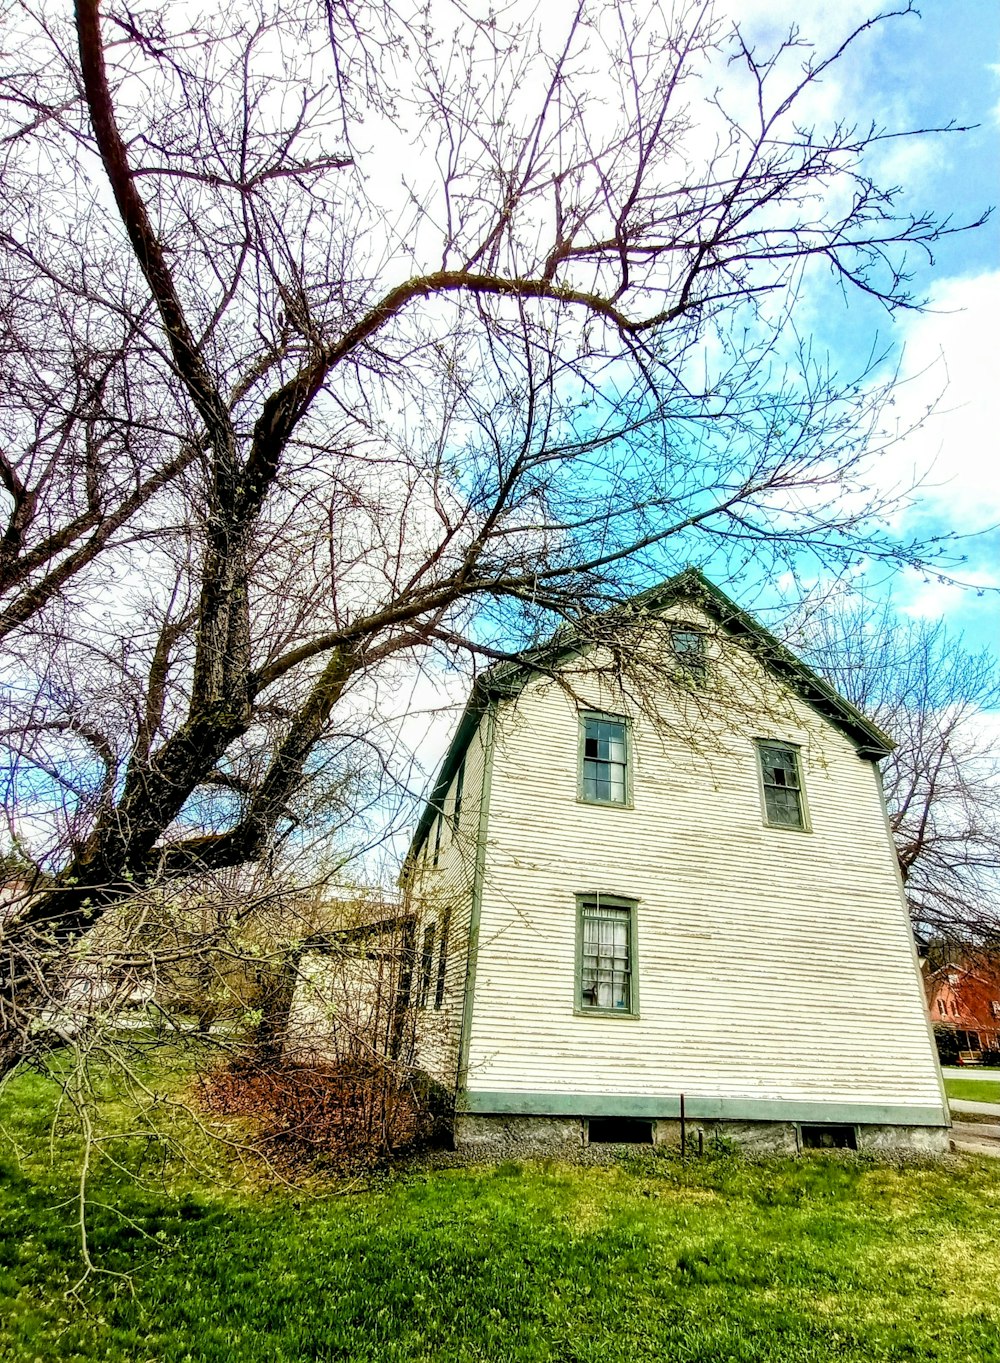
[453, 1112, 949, 1157]
[456, 1113, 585, 1151]
[855, 1123, 950, 1156]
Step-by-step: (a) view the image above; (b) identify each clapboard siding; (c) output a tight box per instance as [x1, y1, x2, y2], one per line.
[409, 713, 491, 1086]
[462, 615, 943, 1114]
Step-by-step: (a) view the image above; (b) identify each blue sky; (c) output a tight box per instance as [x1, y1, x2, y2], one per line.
[388, 2, 1000, 824]
[781, 0, 1000, 652]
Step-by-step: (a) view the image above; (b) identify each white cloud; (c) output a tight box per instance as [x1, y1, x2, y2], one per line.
[896, 566, 1000, 621]
[882, 271, 1000, 532]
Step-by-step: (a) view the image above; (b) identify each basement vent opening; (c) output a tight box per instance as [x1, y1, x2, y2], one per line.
[800, 1123, 858, 1151]
[587, 1117, 654, 1145]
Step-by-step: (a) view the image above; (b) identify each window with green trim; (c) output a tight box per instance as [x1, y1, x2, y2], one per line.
[757, 741, 805, 828]
[581, 714, 628, 805]
[578, 896, 636, 1013]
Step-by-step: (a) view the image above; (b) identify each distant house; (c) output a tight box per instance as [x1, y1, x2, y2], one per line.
[404, 570, 948, 1153]
[924, 957, 1000, 1057]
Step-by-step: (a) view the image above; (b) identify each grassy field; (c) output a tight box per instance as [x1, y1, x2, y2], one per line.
[944, 1076, 1000, 1105]
[2, 1060, 1000, 1363]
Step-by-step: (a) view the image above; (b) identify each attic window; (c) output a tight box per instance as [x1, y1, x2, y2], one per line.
[757, 742, 806, 830]
[671, 626, 706, 682]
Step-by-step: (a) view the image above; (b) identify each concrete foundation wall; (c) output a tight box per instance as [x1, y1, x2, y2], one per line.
[856, 1123, 950, 1156]
[454, 1112, 949, 1157]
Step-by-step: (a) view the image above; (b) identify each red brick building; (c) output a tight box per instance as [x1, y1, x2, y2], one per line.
[924, 957, 1000, 1055]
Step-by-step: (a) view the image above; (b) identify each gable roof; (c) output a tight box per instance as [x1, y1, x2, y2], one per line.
[407, 568, 894, 859]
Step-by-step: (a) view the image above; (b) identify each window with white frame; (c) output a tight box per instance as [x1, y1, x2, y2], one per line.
[757, 741, 806, 829]
[577, 896, 637, 1014]
[581, 714, 629, 805]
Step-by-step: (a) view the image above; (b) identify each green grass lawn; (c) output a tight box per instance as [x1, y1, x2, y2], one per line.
[945, 1077, 1000, 1105]
[2, 1059, 1000, 1363]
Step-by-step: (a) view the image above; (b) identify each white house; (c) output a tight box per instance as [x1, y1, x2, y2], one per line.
[404, 570, 949, 1153]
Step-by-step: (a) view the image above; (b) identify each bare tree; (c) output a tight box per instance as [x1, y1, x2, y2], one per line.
[791, 597, 1000, 939]
[0, 0, 985, 1075]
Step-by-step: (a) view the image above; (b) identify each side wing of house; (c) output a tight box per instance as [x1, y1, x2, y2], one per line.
[406, 703, 495, 1092]
[457, 602, 948, 1149]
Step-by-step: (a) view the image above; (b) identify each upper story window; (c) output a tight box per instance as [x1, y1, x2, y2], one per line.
[581, 714, 629, 805]
[757, 741, 806, 829]
[671, 626, 707, 682]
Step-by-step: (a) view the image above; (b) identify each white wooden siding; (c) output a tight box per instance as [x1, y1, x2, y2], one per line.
[463, 610, 943, 1112]
[409, 716, 491, 1086]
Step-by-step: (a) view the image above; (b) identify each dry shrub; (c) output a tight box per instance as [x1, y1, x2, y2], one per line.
[200, 1057, 449, 1166]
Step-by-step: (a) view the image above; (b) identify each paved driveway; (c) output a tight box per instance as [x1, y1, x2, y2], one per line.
[940, 1066, 1000, 1082]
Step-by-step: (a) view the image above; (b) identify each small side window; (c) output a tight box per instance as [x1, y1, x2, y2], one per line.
[452, 761, 465, 829]
[757, 741, 806, 830]
[434, 912, 450, 1010]
[417, 923, 436, 1008]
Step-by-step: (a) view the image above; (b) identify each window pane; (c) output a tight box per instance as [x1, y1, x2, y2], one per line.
[582, 717, 627, 805]
[672, 630, 704, 656]
[581, 903, 631, 1010]
[761, 746, 799, 789]
[765, 785, 802, 826]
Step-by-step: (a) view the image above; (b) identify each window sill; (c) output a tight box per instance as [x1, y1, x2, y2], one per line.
[576, 797, 634, 811]
[574, 1007, 640, 1020]
[761, 819, 813, 834]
